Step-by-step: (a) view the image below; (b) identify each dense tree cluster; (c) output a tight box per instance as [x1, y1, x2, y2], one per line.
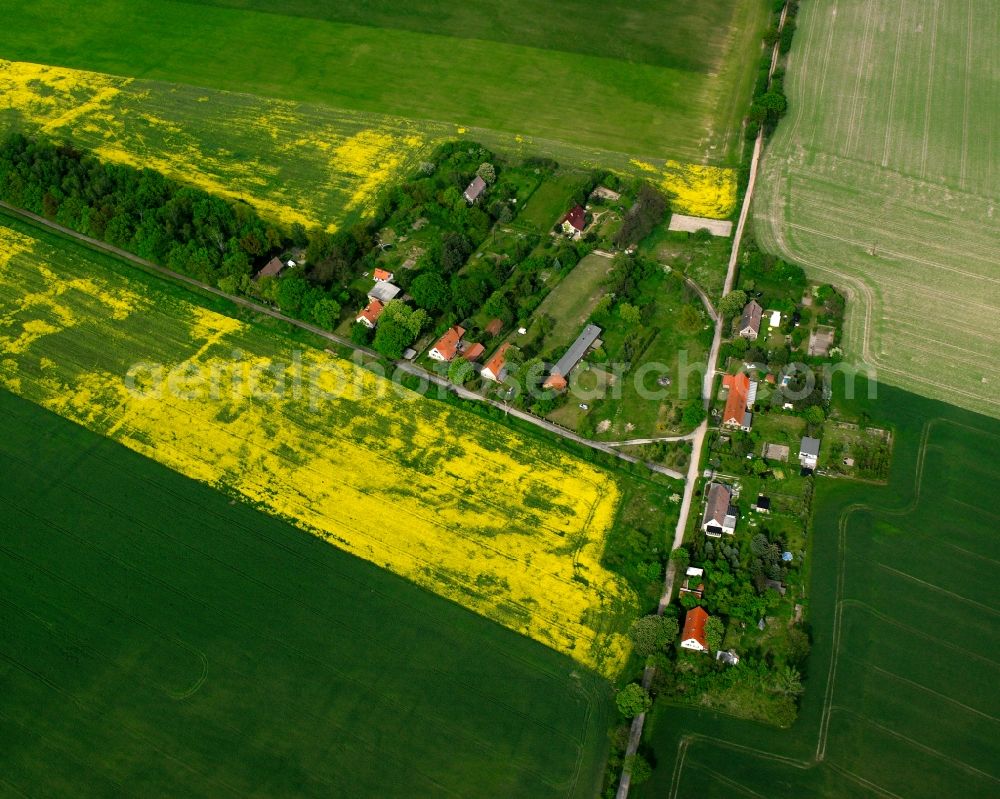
[0, 133, 281, 289]
[612, 184, 668, 248]
[747, 1, 798, 140]
[629, 614, 680, 657]
[615, 683, 652, 718]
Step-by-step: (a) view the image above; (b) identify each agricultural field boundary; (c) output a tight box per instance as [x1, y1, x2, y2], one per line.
[0, 200, 688, 479]
[0, 388, 612, 797]
[753, 0, 1000, 418]
[0, 59, 740, 230]
[0, 0, 771, 164]
[0, 210, 669, 677]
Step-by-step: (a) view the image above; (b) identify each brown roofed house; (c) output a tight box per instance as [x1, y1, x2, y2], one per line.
[485, 318, 504, 337]
[702, 482, 737, 537]
[373, 268, 394, 282]
[738, 300, 764, 340]
[560, 205, 587, 236]
[255, 256, 285, 280]
[461, 342, 485, 362]
[463, 176, 488, 204]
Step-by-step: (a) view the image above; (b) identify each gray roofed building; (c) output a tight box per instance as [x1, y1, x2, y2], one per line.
[463, 176, 488, 204]
[799, 436, 821, 469]
[367, 282, 402, 303]
[716, 649, 740, 666]
[702, 482, 737, 537]
[738, 300, 764, 340]
[543, 324, 602, 389]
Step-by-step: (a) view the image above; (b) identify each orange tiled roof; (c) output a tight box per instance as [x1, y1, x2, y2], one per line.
[483, 342, 511, 378]
[432, 325, 466, 360]
[357, 299, 384, 325]
[682, 606, 709, 649]
[722, 372, 750, 424]
[462, 342, 485, 361]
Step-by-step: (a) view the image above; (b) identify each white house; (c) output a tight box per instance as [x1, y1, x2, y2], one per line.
[355, 299, 384, 329]
[702, 482, 737, 537]
[680, 607, 710, 652]
[481, 343, 512, 382]
[799, 436, 821, 470]
[428, 325, 465, 362]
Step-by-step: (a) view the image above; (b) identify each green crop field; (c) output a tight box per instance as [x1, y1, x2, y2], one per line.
[0, 0, 770, 164]
[633, 380, 1000, 798]
[0, 387, 612, 797]
[754, 0, 1000, 418]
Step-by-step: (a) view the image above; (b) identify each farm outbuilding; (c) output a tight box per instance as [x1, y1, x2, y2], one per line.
[543, 324, 601, 390]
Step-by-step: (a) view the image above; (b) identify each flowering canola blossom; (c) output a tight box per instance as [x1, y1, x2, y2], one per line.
[632, 159, 737, 219]
[1, 60, 737, 228]
[0, 222, 636, 675]
[0, 60, 430, 231]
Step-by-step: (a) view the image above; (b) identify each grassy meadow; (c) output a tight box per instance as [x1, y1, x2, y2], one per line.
[0, 388, 612, 797]
[753, 0, 1000, 418]
[526, 252, 614, 354]
[0, 0, 770, 164]
[0, 210, 663, 677]
[634, 380, 1000, 798]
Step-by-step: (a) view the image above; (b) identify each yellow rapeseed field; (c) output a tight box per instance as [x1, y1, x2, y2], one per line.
[0, 219, 637, 675]
[0, 60, 430, 231]
[0, 59, 737, 224]
[633, 159, 738, 219]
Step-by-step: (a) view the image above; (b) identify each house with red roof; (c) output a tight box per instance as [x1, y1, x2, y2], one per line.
[461, 342, 485, 362]
[355, 299, 384, 329]
[722, 372, 755, 431]
[560, 205, 587, 237]
[481, 343, 512, 382]
[373, 268, 394, 283]
[680, 607, 710, 652]
[429, 325, 466, 362]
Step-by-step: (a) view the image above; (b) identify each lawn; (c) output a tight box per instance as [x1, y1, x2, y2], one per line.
[515, 170, 594, 233]
[0, 389, 611, 797]
[529, 252, 614, 355]
[0, 210, 639, 676]
[0, 0, 770, 164]
[581, 269, 714, 441]
[639, 225, 732, 304]
[635, 380, 1000, 798]
[753, 0, 1000, 418]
